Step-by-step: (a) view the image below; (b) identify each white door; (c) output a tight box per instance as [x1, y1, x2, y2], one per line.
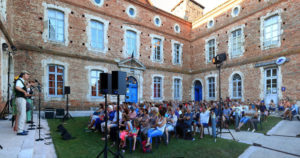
[264, 68, 278, 107]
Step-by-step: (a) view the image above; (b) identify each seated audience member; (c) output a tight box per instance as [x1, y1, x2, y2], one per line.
[259, 101, 268, 120]
[145, 108, 167, 148]
[87, 104, 104, 130]
[165, 108, 178, 144]
[128, 106, 137, 120]
[269, 99, 276, 113]
[278, 99, 285, 111]
[222, 105, 231, 128]
[182, 107, 194, 138]
[119, 115, 132, 149]
[139, 109, 150, 136]
[130, 119, 140, 151]
[250, 106, 259, 132]
[199, 106, 210, 139]
[283, 100, 291, 120]
[286, 101, 298, 120]
[192, 107, 201, 136]
[101, 105, 114, 139]
[236, 105, 256, 131]
[175, 109, 185, 137]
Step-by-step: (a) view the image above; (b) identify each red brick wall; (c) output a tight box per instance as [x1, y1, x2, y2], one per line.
[1, 0, 299, 110]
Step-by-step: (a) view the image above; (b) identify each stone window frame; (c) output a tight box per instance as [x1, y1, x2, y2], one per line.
[153, 15, 162, 27]
[171, 40, 183, 65]
[122, 25, 141, 59]
[85, 13, 109, 54]
[174, 23, 181, 33]
[260, 9, 283, 50]
[126, 5, 137, 18]
[228, 25, 245, 59]
[85, 65, 108, 102]
[228, 71, 244, 101]
[42, 3, 70, 46]
[205, 36, 218, 63]
[92, 0, 104, 7]
[205, 74, 217, 101]
[0, 0, 6, 21]
[172, 76, 182, 101]
[42, 58, 69, 102]
[207, 18, 215, 28]
[151, 74, 164, 101]
[150, 34, 165, 63]
[231, 5, 241, 17]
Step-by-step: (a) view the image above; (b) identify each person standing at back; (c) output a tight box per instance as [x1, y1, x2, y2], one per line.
[15, 70, 31, 135]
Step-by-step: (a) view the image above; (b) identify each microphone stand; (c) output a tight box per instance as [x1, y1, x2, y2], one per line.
[28, 86, 36, 130]
[36, 82, 43, 141]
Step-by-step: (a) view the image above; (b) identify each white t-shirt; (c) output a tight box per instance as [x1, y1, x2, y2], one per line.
[200, 110, 210, 124]
[16, 78, 25, 89]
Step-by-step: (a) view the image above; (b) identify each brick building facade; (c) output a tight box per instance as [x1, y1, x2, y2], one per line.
[0, 0, 299, 110]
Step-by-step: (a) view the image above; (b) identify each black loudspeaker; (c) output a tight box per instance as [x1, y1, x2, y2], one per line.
[112, 71, 127, 95]
[64, 86, 70, 94]
[100, 73, 112, 94]
[56, 109, 65, 119]
[45, 108, 55, 119]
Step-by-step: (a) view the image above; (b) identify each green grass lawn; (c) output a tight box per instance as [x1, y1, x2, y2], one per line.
[48, 117, 249, 158]
[229, 116, 282, 134]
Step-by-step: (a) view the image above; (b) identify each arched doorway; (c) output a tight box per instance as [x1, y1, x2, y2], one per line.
[125, 76, 138, 103]
[194, 80, 202, 102]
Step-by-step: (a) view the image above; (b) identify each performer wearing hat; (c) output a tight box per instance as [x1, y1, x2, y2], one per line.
[15, 70, 31, 135]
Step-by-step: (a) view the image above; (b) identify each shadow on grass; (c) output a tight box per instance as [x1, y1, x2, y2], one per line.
[229, 116, 282, 134]
[48, 117, 249, 158]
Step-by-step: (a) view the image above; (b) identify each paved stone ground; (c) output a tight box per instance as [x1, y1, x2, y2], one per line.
[1, 112, 299, 158]
[0, 114, 56, 158]
[219, 119, 300, 158]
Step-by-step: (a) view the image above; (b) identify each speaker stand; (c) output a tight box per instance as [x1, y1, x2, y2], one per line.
[96, 94, 123, 158]
[63, 94, 73, 122]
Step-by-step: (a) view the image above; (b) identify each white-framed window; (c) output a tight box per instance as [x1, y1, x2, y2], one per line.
[205, 37, 217, 63]
[208, 77, 215, 99]
[231, 5, 241, 17]
[174, 23, 180, 33]
[228, 25, 245, 59]
[126, 5, 137, 18]
[153, 38, 161, 61]
[126, 30, 137, 56]
[85, 14, 109, 53]
[172, 40, 183, 65]
[207, 19, 214, 28]
[48, 65, 64, 97]
[173, 78, 182, 100]
[42, 58, 69, 101]
[232, 74, 242, 99]
[90, 70, 104, 98]
[153, 76, 162, 99]
[42, 3, 70, 46]
[260, 10, 282, 50]
[230, 29, 242, 57]
[48, 9, 65, 43]
[153, 15, 161, 27]
[90, 20, 104, 50]
[92, 0, 104, 7]
[122, 26, 140, 59]
[263, 15, 280, 48]
[150, 34, 164, 63]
